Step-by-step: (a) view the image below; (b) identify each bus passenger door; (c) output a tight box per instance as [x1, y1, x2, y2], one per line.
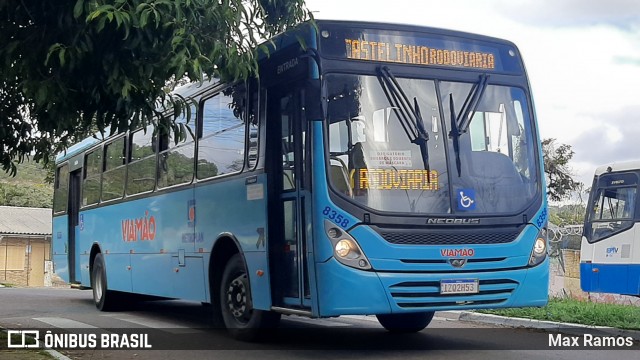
[267, 85, 312, 309]
[67, 168, 82, 284]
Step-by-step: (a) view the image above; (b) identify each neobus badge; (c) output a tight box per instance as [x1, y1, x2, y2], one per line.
[427, 218, 480, 225]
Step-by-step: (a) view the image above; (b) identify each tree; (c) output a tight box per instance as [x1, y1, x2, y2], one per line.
[0, 0, 311, 174]
[542, 138, 582, 202]
[0, 159, 53, 208]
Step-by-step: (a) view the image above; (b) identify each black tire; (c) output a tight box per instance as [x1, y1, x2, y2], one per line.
[219, 254, 281, 341]
[91, 253, 118, 311]
[376, 312, 434, 333]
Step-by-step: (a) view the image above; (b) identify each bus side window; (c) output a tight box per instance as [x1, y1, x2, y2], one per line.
[83, 148, 102, 206]
[197, 87, 246, 179]
[102, 137, 126, 201]
[246, 83, 260, 170]
[158, 106, 196, 189]
[127, 125, 156, 195]
[53, 163, 69, 214]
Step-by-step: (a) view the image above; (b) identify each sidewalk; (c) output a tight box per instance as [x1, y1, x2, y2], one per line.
[437, 311, 640, 341]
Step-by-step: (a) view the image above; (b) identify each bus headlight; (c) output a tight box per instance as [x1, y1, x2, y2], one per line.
[324, 219, 372, 270]
[528, 227, 548, 267]
[335, 240, 353, 258]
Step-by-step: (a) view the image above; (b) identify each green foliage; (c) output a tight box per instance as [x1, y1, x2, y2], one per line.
[0, 182, 53, 208]
[0, 159, 53, 208]
[549, 204, 586, 226]
[542, 138, 582, 202]
[0, 0, 311, 174]
[478, 297, 640, 330]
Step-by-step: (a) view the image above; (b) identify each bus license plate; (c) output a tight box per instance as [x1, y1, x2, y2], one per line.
[440, 279, 479, 294]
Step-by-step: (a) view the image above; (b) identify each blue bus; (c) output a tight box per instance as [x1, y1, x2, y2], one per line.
[580, 161, 640, 296]
[52, 20, 549, 339]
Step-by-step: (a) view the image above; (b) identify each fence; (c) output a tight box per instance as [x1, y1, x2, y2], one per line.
[548, 224, 640, 306]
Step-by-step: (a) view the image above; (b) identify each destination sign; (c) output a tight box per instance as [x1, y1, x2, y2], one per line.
[319, 25, 523, 73]
[359, 169, 439, 191]
[598, 172, 639, 188]
[345, 39, 495, 70]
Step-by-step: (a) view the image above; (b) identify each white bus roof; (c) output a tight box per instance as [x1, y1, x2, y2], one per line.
[594, 160, 640, 176]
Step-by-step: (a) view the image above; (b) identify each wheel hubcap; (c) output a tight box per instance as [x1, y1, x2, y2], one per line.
[226, 275, 250, 321]
[94, 269, 103, 301]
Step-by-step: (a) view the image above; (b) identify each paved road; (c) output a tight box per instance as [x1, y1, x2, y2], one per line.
[0, 287, 635, 359]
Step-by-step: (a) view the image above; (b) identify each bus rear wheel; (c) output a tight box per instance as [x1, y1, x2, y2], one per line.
[376, 312, 434, 333]
[219, 254, 280, 341]
[91, 253, 118, 311]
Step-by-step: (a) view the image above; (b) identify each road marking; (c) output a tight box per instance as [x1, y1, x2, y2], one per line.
[34, 317, 98, 329]
[102, 314, 203, 334]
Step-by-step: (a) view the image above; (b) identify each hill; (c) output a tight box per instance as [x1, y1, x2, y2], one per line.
[0, 159, 53, 208]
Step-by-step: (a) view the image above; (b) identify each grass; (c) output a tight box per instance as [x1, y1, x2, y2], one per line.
[477, 297, 640, 330]
[0, 331, 55, 360]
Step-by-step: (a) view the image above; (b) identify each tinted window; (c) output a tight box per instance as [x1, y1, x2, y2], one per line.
[83, 149, 101, 206]
[102, 137, 126, 201]
[247, 87, 260, 170]
[53, 164, 69, 214]
[158, 107, 196, 188]
[197, 88, 246, 179]
[587, 186, 637, 243]
[127, 125, 156, 195]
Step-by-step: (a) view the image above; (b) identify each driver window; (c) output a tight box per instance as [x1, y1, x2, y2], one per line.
[372, 109, 388, 142]
[468, 103, 508, 155]
[328, 117, 368, 197]
[595, 188, 636, 220]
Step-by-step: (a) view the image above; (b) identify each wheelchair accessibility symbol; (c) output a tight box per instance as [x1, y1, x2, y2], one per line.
[457, 189, 476, 211]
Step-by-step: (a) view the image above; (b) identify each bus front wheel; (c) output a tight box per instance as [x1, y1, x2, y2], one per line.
[91, 253, 118, 311]
[219, 254, 280, 341]
[376, 312, 434, 333]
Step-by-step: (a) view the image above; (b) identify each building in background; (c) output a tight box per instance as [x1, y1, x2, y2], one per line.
[0, 206, 52, 287]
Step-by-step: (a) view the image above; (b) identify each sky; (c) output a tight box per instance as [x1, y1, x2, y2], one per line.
[304, 0, 640, 190]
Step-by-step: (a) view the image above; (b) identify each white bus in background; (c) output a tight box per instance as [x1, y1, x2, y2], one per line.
[580, 160, 640, 296]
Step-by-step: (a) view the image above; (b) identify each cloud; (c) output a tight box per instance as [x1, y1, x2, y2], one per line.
[566, 105, 640, 184]
[571, 106, 640, 165]
[492, 0, 640, 29]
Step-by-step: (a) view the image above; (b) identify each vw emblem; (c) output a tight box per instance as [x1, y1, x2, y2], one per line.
[449, 258, 467, 268]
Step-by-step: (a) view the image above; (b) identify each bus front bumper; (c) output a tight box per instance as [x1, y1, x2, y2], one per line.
[316, 257, 549, 317]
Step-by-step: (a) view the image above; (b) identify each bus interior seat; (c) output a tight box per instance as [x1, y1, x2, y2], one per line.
[330, 157, 353, 197]
[467, 151, 525, 212]
[348, 142, 367, 195]
[469, 151, 521, 181]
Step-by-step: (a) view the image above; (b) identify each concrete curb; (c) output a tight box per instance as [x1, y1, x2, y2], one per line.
[45, 349, 73, 360]
[442, 311, 640, 341]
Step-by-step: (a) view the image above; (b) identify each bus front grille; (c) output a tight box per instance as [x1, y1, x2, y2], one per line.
[377, 227, 523, 245]
[389, 279, 518, 309]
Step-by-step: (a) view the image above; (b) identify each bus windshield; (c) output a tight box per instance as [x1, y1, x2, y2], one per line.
[586, 173, 638, 242]
[326, 73, 539, 215]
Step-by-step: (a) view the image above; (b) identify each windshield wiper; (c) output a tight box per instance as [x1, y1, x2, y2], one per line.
[377, 66, 431, 176]
[448, 74, 490, 177]
[449, 94, 462, 177]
